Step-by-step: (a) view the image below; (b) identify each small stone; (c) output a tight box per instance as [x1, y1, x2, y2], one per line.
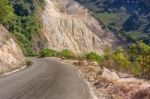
[61, 57, 67, 59]
[73, 61, 80, 66]
[90, 61, 98, 66]
[94, 81, 109, 89]
[79, 60, 88, 66]
[88, 77, 95, 82]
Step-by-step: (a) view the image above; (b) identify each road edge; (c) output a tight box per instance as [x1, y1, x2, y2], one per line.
[47, 57, 98, 99]
[2, 65, 27, 77]
[77, 70, 98, 99]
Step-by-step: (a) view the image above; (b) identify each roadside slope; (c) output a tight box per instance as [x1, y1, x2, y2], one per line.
[0, 25, 25, 73]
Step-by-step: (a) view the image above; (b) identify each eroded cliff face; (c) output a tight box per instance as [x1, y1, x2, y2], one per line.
[0, 25, 25, 72]
[34, 0, 119, 54]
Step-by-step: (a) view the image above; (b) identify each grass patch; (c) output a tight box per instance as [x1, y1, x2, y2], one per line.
[39, 49, 103, 63]
[39, 49, 58, 57]
[39, 49, 75, 59]
[85, 52, 104, 63]
[94, 12, 117, 26]
[57, 49, 74, 59]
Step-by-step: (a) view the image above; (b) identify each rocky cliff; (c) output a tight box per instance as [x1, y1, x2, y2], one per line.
[0, 25, 25, 72]
[33, 0, 119, 54]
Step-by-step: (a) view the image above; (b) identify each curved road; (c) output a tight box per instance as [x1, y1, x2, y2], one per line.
[0, 58, 93, 99]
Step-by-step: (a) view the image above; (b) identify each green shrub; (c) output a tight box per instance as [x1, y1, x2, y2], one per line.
[109, 42, 150, 77]
[39, 49, 57, 57]
[112, 47, 130, 69]
[85, 52, 103, 62]
[39, 49, 74, 58]
[13, 32, 34, 56]
[131, 63, 142, 76]
[58, 49, 74, 58]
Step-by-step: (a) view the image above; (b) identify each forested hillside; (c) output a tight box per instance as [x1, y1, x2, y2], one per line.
[0, 0, 44, 56]
[76, 0, 150, 44]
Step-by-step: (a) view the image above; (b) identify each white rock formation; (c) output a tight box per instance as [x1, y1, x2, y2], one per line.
[33, 0, 119, 54]
[0, 25, 25, 69]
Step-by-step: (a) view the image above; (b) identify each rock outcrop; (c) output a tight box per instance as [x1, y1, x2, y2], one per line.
[33, 0, 119, 54]
[0, 25, 25, 73]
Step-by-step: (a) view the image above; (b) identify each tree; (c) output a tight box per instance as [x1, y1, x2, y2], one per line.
[128, 41, 150, 76]
[0, 0, 14, 24]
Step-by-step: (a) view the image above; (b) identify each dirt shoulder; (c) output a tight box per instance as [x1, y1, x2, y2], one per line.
[50, 57, 150, 99]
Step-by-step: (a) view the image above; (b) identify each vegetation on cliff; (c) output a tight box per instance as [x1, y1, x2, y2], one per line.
[0, 0, 44, 56]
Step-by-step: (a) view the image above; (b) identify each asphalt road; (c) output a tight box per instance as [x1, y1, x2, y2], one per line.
[0, 58, 93, 99]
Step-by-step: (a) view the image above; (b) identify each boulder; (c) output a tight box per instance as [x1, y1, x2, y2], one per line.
[102, 68, 119, 82]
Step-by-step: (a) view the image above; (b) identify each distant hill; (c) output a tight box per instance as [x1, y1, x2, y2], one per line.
[76, 0, 150, 44]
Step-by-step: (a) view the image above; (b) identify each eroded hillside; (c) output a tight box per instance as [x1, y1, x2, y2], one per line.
[33, 0, 119, 54]
[0, 25, 25, 72]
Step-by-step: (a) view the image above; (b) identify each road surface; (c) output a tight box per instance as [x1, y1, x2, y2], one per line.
[0, 58, 93, 99]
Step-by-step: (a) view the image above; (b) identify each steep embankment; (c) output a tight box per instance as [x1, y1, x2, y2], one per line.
[0, 25, 25, 73]
[33, 0, 119, 54]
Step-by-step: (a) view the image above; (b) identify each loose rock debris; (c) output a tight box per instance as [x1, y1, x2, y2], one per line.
[72, 60, 150, 99]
